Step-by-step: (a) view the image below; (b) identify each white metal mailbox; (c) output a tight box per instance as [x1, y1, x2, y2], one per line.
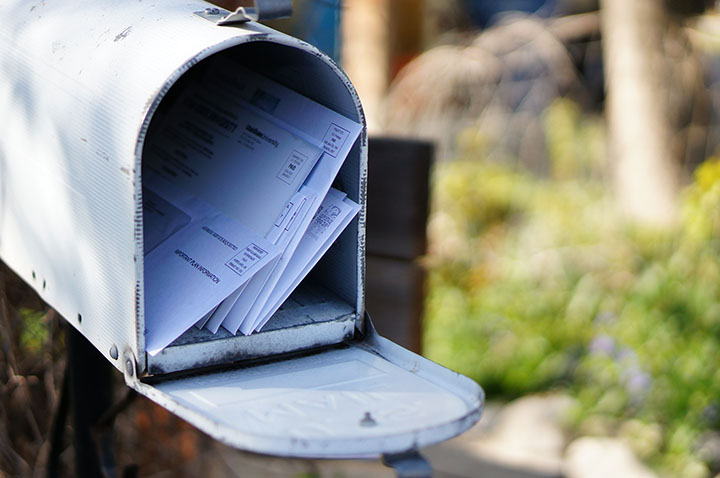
[0, 0, 483, 459]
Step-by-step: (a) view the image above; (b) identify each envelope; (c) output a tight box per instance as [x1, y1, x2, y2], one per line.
[141, 173, 280, 355]
[195, 61, 363, 333]
[249, 188, 360, 334]
[144, 86, 322, 236]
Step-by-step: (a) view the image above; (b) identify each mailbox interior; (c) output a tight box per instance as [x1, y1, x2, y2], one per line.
[141, 41, 365, 375]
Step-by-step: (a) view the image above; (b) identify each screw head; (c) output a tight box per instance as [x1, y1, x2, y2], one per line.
[359, 412, 377, 427]
[125, 358, 134, 376]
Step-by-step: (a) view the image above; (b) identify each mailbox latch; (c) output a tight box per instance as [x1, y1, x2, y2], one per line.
[196, 0, 292, 25]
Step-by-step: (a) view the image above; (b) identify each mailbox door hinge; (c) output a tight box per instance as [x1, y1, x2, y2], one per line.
[382, 451, 433, 478]
[196, 0, 292, 25]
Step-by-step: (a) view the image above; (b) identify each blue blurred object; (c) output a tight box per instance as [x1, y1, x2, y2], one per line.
[288, 0, 342, 63]
[464, 0, 556, 27]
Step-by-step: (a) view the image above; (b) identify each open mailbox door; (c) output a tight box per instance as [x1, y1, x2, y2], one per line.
[0, 0, 484, 459]
[139, 325, 483, 458]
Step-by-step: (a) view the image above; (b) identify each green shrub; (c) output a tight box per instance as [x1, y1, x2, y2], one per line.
[424, 99, 720, 477]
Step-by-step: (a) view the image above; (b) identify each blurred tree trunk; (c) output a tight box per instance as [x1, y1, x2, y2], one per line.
[341, 0, 390, 133]
[341, 0, 424, 133]
[601, 0, 681, 225]
[388, 0, 424, 79]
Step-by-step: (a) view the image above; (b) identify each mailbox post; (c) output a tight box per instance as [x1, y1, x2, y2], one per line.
[0, 0, 484, 472]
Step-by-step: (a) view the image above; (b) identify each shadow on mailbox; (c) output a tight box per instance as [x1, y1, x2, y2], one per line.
[0, 0, 483, 459]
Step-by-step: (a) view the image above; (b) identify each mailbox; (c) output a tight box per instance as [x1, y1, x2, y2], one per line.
[0, 0, 483, 459]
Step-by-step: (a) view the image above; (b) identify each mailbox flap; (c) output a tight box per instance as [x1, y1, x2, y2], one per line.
[134, 325, 483, 459]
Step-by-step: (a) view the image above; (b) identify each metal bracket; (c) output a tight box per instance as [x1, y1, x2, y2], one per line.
[382, 451, 433, 478]
[195, 0, 292, 25]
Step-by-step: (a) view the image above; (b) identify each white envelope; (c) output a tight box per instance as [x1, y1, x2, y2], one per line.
[142, 174, 280, 355]
[143, 210, 280, 355]
[142, 187, 193, 255]
[249, 189, 360, 333]
[202, 256, 276, 334]
[209, 187, 318, 334]
[197, 61, 362, 333]
[195, 305, 218, 330]
[200, 59, 362, 161]
[143, 87, 322, 236]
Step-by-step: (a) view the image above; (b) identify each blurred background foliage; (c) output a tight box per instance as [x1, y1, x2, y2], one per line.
[423, 98, 720, 476]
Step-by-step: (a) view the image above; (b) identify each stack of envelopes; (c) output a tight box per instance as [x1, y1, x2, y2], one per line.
[141, 57, 362, 356]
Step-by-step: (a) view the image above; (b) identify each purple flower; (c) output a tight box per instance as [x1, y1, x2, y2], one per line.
[625, 370, 652, 394]
[589, 334, 616, 356]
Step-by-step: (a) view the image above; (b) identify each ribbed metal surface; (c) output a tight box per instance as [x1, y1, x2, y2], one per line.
[0, 0, 366, 376]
